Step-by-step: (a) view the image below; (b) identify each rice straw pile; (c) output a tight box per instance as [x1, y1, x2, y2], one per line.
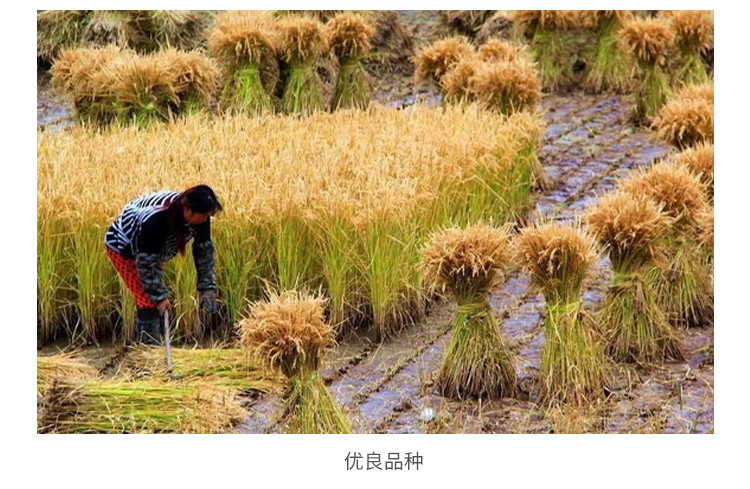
[663, 10, 713, 84]
[278, 16, 329, 115]
[207, 10, 280, 115]
[652, 90, 714, 149]
[421, 225, 517, 400]
[325, 13, 374, 110]
[512, 10, 579, 91]
[38, 379, 245, 434]
[618, 18, 674, 120]
[515, 222, 607, 405]
[581, 11, 634, 93]
[621, 162, 713, 327]
[585, 192, 683, 362]
[239, 291, 351, 434]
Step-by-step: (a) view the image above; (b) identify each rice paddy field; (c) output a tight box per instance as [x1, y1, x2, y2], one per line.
[37, 10, 714, 434]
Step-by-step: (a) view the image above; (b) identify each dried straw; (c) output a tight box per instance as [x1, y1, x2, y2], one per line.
[37, 353, 99, 397]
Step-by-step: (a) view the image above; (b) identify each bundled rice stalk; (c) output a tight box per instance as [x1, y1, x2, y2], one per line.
[239, 291, 351, 434]
[153, 48, 220, 115]
[360, 10, 414, 72]
[621, 162, 712, 327]
[84, 9, 140, 49]
[512, 10, 579, 91]
[475, 13, 514, 45]
[652, 94, 714, 149]
[515, 222, 607, 405]
[670, 142, 714, 201]
[279, 17, 329, 115]
[37, 10, 91, 65]
[585, 192, 683, 363]
[440, 56, 481, 105]
[663, 10, 713, 85]
[581, 11, 634, 93]
[37, 353, 99, 397]
[414, 36, 474, 87]
[208, 10, 280, 115]
[326, 13, 374, 110]
[478, 39, 526, 63]
[421, 225, 517, 400]
[469, 59, 542, 115]
[618, 18, 674, 120]
[437, 10, 495, 38]
[131, 10, 212, 52]
[38, 378, 245, 434]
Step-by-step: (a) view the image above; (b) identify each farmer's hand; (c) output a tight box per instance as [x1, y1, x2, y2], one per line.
[155, 299, 170, 316]
[200, 289, 217, 315]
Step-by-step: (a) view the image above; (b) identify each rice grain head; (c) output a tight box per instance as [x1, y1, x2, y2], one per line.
[652, 95, 714, 149]
[239, 291, 334, 378]
[325, 13, 374, 60]
[207, 10, 279, 68]
[470, 59, 542, 115]
[414, 36, 474, 84]
[619, 18, 674, 67]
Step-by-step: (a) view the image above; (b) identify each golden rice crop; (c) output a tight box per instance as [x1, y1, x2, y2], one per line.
[478, 39, 526, 63]
[421, 225, 517, 399]
[652, 95, 714, 149]
[207, 10, 281, 115]
[38, 378, 245, 434]
[326, 13, 374, 110]
[239, 291, 350, 434]
[278, 16, 329, 114]
[581, 11, 634, 93]
[515, 222, 607, 405]
[414, 36, 474, 85]
[37, 106, 543, 344]
[671, 142, 714, 199]
[664, 10, 713, 84]
[585, 192, 683, 363]
[469, 59, 542, 115]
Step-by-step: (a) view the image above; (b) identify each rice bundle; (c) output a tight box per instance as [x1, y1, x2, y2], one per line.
[478, 39, 525, 63]
[475, 13, 514, 45]
[469, 59, 542, 115]
[671, 142, 714, 201]
[585, 192, 683, 363]
[512, 10, 579, 91]
[37, 353, 99, 397]
[37, 10, 91, 64]
[581, 11, 634, 93]
[421, 225, 517, 400]
[38, 379, 245, 434]
[414, 36, 474, 86]
[239, 291, 351, 434]
[153, 48, 220, 115]
[325, 13, 374, 110]
[675, 81, 714, 104]
[84, 9, 139, 49]
[621, 162, 712, 327]
[664, 10, 713, 84]
[515, 222, 607, 405]
[207, 10, 280, 115]
[440, 56, 481, 105]
[278, 17, 329, 115]
[618, 18, 674, 120]
[652, 94, 714, 149]
[131, 10, 212, 52]
[360, 10, 414, 71]
[437, 10, 495, 38]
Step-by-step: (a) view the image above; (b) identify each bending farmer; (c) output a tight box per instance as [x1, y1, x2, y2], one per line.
[104, 185, 223, 344]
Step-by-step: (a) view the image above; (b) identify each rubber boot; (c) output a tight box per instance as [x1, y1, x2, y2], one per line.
[136, 307, 162, 345]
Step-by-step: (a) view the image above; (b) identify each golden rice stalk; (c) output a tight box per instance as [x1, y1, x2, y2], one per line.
[652, 95, 714, 149]
[414, 36, 474, 85]
[619, 18, 674, 67]
[440, 56, 481, 105]
[38, 379, 246, 434]
[585, 192, 683, 363]
[478, 39, 525, 63]
[153, 48, 220, 114]
[325, 13, 373, 60]
[421, 225, 517, 400]
[671, 142, 714, 198]
[470, 59, 542, 115]
[620, 161, 708, 232]
[675, 81, 714, 104]
[37, 353, 99, 397]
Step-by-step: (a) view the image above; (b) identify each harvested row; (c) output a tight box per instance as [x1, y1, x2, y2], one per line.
[37, 106, 543, 344]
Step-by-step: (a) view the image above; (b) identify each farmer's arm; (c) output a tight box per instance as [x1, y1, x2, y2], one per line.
[134, 213, 170, 303]
[192, 218, 217, 292]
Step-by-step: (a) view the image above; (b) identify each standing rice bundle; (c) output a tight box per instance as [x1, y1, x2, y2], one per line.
[663, 10, 713, 84]
[670, 142, 714, 201]
[621, 162, 712, 327]
[652, 94, 714, 149]
[585, 192, 683, 363]
[581, 10, 634, 93]
[131, 10, 212, 52]
[414, 36, 474, 86]
[38, 378, 245, 434]
[515, 222, 607, 405]
[512, 10, 579, 91]
[421, 225, 517, 400]
[239, 291, 350, 434]
[618, 18, 674, 120]
[153, 48, 220, 115]
[440, 56, 481, 105]
[207, 10, 280, 115]
[469, 59, 542, 115]
[325, 13, 374, 110]
[278, 17, 329, 115]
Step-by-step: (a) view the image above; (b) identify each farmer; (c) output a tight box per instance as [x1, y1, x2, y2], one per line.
[104, 185, 222, 344]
